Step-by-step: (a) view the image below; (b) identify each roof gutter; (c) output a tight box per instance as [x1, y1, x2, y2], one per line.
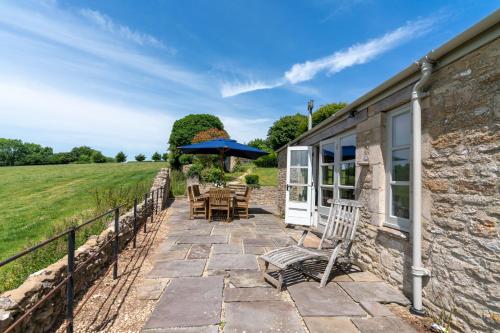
[277, 9, 500, 153]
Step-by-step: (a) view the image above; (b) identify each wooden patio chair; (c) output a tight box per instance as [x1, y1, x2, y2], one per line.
[192, 184, 203, 199]
[208, 188, 232, 222]
[260, 199, 362, 290]
[187, 185, 206, 219]
[228, 184, 247, 196]
[234, 186, 251, 219]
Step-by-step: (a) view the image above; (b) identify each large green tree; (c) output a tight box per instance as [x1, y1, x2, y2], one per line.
[115, 151, 127, 163]
[266, 113, 307, 151]
[168, 114, 225, 169]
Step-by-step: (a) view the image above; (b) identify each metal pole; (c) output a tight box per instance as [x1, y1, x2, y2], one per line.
[144, 193, 148, 233]
[66, 228, 75, 333]
[113, 207, 119, 280]
[150, 190, 154, 223]
[133, 197, 137, 248]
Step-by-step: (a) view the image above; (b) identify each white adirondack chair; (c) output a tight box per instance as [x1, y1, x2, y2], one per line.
[260, 198, 362, 290]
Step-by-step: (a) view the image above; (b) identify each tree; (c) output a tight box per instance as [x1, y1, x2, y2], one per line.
[91, 151, 106, 163]
[152, 152, 161, 162]
[298, 102, 347, 133]
[248, 138, 277, 167]
[115, 151, 127, 163]
[192, 128, 229, 143]
[168, 114, 225, 169]
[161, 152, 168, 161]
[247, 138, 270, 151]
[266, 113, 307, 150]
[135, 154, 146, 162]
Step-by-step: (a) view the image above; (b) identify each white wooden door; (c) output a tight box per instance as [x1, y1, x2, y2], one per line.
[285, 146, 313, 226]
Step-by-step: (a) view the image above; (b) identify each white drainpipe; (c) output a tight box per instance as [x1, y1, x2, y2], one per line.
[410, 57, 433, 315]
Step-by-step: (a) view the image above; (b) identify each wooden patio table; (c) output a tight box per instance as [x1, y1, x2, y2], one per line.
[200, 189, 237, 220]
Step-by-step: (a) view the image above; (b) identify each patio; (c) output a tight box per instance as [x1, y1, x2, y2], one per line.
[140, 199, 417, 333]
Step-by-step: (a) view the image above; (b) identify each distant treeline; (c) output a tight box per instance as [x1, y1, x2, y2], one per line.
[0, 138, 114, 166]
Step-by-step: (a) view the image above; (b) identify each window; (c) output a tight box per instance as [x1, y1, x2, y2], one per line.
[319, 133, 356, 209]
[386, 107, 411, 230]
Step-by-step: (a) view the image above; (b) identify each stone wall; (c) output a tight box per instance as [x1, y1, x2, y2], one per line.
[250, 186, 277, 207]
[0, 168, 171, 333]
[275, 38, 499, 332]
[277, 150, 287, 217]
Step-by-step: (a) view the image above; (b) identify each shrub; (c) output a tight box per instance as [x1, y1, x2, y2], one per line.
[170, 170, 187, 196]
[179, 154, 192, 165]
[254, 151, 277, 167]
[187, 163, 203, 178]
[91, 151, 106, 163]
[202, 167, 224, 184]
[245, 174, 259, 186]
[232, 162, 249, 173]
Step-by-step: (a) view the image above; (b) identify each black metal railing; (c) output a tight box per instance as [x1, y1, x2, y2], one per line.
[0, 184, 169, 333]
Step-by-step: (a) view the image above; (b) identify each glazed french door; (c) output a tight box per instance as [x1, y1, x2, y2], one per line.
[285, 146, 313, 226]
[317, 133, 356, 226]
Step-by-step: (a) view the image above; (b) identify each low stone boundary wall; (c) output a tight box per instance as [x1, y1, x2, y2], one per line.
[249, 186, 277, 207]
[0, 168, 170, 333]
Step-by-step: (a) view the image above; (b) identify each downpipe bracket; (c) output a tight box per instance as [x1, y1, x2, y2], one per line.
[412, 265, 431, 277]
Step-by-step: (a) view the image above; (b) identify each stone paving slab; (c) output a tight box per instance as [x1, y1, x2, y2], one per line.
[360, 302, 395, 317]
[212, 244, 242, 254]
[147, 259, 206, 278]
[143, 326, 218, 333]
[224, 301, 306, 333]
[288, 282, 366, 317]
[243, 238, 276, 247]
[338, 282, 410, 305]
[177, 235, 228, 244]
[347, 271, 382, 282]
[228, 270, 270, 288]
[244, 246, 266, 255]
[207, 254, 259, 270]
[304, 317, 359, 333]
[155, 244, 191, 261]
[187, 244, 211, 259]
[137, 279, 169, 300]
[224, 287, 282, 302]
[142, 276, 223, 330]
[352, 317, 417, 333]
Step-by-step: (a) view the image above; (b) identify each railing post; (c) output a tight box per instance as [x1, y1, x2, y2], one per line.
[144, 193, 148, 233]
[133, 197, 137, 248]
[113, 207, 119, 280]
[66, 228, 75, 333]
[150, 190, 154, 223]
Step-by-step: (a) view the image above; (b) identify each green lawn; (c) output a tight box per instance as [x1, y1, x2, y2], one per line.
[0, 162, 167, 261]
[252, 167, 278, 186]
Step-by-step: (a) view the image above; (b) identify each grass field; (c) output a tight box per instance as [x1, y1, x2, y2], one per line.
[0, 162, 167, 263]
[225, 163, 278, 186]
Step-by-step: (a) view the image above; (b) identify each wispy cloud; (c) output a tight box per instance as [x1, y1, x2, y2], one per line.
[221, 18, 434, 97]
[79, 9, 174, 53]
[220, 80, 283, 98]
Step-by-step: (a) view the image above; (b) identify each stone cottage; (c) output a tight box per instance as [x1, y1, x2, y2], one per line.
[276, 11, 499, 332]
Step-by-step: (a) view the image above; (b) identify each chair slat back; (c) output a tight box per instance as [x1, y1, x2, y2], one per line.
[320, 199, 362, 248]
[192, 184, 202, 197]
[209, 188, 230, 206]
[187, 185, 195, 203]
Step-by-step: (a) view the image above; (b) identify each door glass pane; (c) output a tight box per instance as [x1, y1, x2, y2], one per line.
[392, 149, 410, 181]
[392, 112, 410, 147]
[339, 188, 355, 200]
[291, 150, 308, 166]
[392, 185, 409, 218]
[321, 165, 334, 185]
[340, 162, 355, 186]
[341, 135, 356, 161]
[321, 143, 335, 163]
[289, 186, 308, 202]
[290, 168, 308, 184]
[321, 188, 334, 206]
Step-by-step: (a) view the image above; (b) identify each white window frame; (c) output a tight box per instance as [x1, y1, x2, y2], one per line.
[385, 105, 411, 231]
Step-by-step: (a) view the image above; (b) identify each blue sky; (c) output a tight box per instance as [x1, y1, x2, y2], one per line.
[0, 0, 497, 158]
